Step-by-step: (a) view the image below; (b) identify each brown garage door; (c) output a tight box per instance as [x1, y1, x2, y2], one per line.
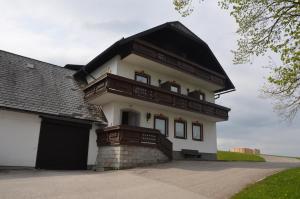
[36, 118, 91, 170]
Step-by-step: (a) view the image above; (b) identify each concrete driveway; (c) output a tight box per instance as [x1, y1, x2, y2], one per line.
[0, 155, 299, 199]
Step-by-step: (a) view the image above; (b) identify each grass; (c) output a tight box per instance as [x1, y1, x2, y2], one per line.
[217, 151, 265, 162]
[232, 167, 300, 199]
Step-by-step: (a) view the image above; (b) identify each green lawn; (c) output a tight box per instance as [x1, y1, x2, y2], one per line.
[217, 151, 265, 162]
[232, 167, 300, 199]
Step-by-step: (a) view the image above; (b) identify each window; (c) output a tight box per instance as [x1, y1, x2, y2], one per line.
[174, 120, 186, 139]
[170, 85, 179, 93]
[192, 123, 203, 141]
[121, 110, 140, 127]
[199, 92, 205, 101]
[135, 72, 150, 84]
[154, 116, 168, 136]
[188, 90, 205, 101]
[160, 81, 181, 94]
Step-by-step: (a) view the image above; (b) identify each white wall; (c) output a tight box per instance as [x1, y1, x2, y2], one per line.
[117, 59, 215, 103]
[0, 110, 41, 167]
[87, 124, 98, 166]
[86, 55, 120, 84]
[85, 55, 216, 103]
[104, 102, 217, 153]
[0, 109, 101, 168]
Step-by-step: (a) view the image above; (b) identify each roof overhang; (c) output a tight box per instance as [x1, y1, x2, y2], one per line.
[74, 21, 235, 93]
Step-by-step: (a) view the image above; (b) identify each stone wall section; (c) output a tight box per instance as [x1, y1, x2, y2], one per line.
[96, 145, 169, 170]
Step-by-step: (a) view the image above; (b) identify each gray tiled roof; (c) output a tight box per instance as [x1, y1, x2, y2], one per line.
[0, 50, 106, 123]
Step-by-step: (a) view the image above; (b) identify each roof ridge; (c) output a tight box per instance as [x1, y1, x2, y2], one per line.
[0, 49, 73, 71]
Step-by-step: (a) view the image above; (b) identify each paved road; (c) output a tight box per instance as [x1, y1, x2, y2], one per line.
[0, 155, 299, 199]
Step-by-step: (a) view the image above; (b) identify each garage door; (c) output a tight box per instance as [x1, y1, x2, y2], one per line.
[36, 118, 91, 170]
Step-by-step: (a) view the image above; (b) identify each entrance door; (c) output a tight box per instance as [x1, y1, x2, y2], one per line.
[36, 118, 91, 170]
[121, 110, 140, 126]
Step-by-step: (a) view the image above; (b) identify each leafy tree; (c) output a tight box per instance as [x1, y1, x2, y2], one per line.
[173, 0, 300, 120]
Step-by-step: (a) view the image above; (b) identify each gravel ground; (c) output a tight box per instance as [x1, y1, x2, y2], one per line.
[0, 155, 299, 199]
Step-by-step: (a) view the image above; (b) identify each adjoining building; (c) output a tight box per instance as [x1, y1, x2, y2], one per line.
[0, 21, 235, 170]
[230, 148, 261, 155]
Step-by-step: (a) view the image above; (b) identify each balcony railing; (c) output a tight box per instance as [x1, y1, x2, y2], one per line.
[131, 40, 226, 86]
[84, 73, 230, 120]
[96, 125, 173, 159]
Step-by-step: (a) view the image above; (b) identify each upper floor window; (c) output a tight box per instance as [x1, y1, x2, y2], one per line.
[160, 81, 181, 94]
[192, 123, 203, 141]
[188, 90, 205, 101]
[199, 92, 205, 101]
[170, 85, 179, 93]
[154, 115, 168, 136]
[135, 72, 150, 84]
[174, 119, 187, 139]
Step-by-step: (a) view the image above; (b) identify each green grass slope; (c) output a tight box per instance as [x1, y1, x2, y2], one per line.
[232, 167, 300, 199]
[217, 151, 265, 162]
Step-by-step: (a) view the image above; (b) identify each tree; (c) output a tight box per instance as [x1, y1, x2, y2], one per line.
[173, 0, 300, 120]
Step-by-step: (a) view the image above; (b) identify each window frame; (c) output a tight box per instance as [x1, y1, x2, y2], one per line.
[199, 92, 205, 101]
[154, 115, 168, 137]
[135, 71, 151, 85]
[169, 82, 181, 94]
[160, 81, 181, 94]
[174, 119, 187, 139]
[192, 123, 203, 141]
[188, 90, 206, 101]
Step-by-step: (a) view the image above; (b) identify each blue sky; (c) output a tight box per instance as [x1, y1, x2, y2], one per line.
[1, 0, 299, 156]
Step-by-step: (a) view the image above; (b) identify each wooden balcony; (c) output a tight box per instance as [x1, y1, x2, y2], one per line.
[131, 40, 226, 87]
[84, 73, 230, 120]
[96, 125, 173, 159]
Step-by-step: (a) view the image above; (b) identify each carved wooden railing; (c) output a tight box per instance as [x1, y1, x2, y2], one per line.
[96, 125, 173, 160]
[84, 73, 230, 120]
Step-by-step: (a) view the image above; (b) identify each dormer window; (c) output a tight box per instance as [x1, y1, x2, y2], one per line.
[160, 81, 181, 94]
[135, 72, 150, 84]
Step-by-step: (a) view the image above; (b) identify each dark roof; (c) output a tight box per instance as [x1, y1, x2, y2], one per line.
[74, 21, 235, 93]
[64, 64, 84, 71]
[0, 50, 106, 123]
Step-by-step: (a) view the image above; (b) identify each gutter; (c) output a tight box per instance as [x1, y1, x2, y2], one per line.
[214, 88, 236, 99]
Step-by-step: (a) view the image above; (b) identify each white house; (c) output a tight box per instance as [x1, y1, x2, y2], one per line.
[0, 21, 234, 170]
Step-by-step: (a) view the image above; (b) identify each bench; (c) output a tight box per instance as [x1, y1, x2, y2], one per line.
[181, 149, 202, 159]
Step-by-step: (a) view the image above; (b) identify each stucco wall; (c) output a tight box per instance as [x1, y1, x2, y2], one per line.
[117, 60, 215, 103]
[0, 110, 41, 167]
[0, 109, 100, 168]
[86, 56, 120, 84]
[87, 124, 98, 166]
[102, 102, 217, 154]
[85, 55, 216, 103]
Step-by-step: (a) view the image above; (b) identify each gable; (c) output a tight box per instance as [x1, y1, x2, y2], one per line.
[74, 21, 235, 93]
